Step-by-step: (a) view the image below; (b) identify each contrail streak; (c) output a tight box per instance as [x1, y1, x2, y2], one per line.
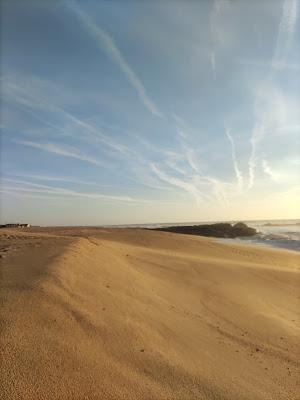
[225, 128, 243, 191]
[67, 1, 162, 117]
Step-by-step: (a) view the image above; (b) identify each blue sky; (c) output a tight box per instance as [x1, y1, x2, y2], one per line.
[1, 0, 299, 225]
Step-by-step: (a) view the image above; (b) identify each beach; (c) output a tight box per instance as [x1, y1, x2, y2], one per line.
[1, 227, 299, 399]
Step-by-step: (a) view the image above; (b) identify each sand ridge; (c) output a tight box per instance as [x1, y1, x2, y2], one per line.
[1, 227, 299, 399]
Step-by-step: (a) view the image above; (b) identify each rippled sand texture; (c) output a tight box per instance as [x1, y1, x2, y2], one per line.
[1, 227, 299, 399]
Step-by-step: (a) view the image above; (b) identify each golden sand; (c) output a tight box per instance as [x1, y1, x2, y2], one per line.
[1, 227, 299, 399]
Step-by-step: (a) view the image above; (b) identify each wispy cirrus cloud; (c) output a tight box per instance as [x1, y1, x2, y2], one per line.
[67, 1, 162, 117]
[262, 160, 281, 182]
[1, 178, 69, 191]
[272, 0, 298, 71]
[248, 121, 265, 190]
[1, 180, 175, 205]
[2, 76, 134, 157]
[151, 149, 233, 206]
[1, 184, 130, 202]
[247, 0, 298, 189]
[5, 173, 113, 188]
[236, 58, 300, 71]
[15, 140, 103, 166]
[247, 82, 299, 189]
[165, 156, 187, 176]
[0, 189, 64, 201]
[148, 113, 235, 206]
[173, 114, 189, 139]
[209, 0, 226, 80]
[210, 51, 216, 80]
[225, 126, 243, 191]
[152, 161, 234, 206]
[183, 145, 201, 175]
[1, 0, 299, 225]
[151, 163, 204, 204]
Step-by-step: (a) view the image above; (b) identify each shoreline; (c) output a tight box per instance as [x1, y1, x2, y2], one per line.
[216, 236, 300, 253]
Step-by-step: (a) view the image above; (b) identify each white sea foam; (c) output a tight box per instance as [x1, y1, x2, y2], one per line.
[104, 219, 300, 252]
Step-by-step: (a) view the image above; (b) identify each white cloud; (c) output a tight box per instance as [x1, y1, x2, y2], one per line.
[248, 122, 265, 189]
[151, 162, 232, 206]
[173, 114, 185, 126]
[247, 0, 298, 189]
[173, 114, 189, 139]
[262, 160, 281, 182]
[273, 0, 298, 70]
[1, 184, 131, 201]
[213, 0, 222, 14]
[184, 145, 201, 174]
[236, 58, 300, 71]
[0, 189, 63, 201]
[151, 163, 203, 204]
[210, 51, 216, 80]
[248, 81, 299, 189]
[15, 140, 103, 166]
[179, 130, 189, 139]
[0, 182, 169, 205]
[166, 159, 187, 176]
[2, 76, 137, 159]
[6, 173, 112, 188]
[225, 127, 243, 191]
[68, 1, 162, 117]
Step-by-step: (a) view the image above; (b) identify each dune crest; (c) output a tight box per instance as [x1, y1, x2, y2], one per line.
[1, 228, 299, 399]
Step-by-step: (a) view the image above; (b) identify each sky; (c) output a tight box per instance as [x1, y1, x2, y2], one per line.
[0, 0, 299, 225]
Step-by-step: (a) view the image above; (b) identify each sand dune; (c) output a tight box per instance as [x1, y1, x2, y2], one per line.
[1, 228, 299, 399]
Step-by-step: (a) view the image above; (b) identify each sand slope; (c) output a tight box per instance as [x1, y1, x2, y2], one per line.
[1, 228, 299, 399]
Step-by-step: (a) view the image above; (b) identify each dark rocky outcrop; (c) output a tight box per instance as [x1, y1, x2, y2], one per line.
[153, 222, 257, 238]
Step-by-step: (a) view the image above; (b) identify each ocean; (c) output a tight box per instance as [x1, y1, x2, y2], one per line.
[108, 219, 300, 252]
[233, 219, 300, 252]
